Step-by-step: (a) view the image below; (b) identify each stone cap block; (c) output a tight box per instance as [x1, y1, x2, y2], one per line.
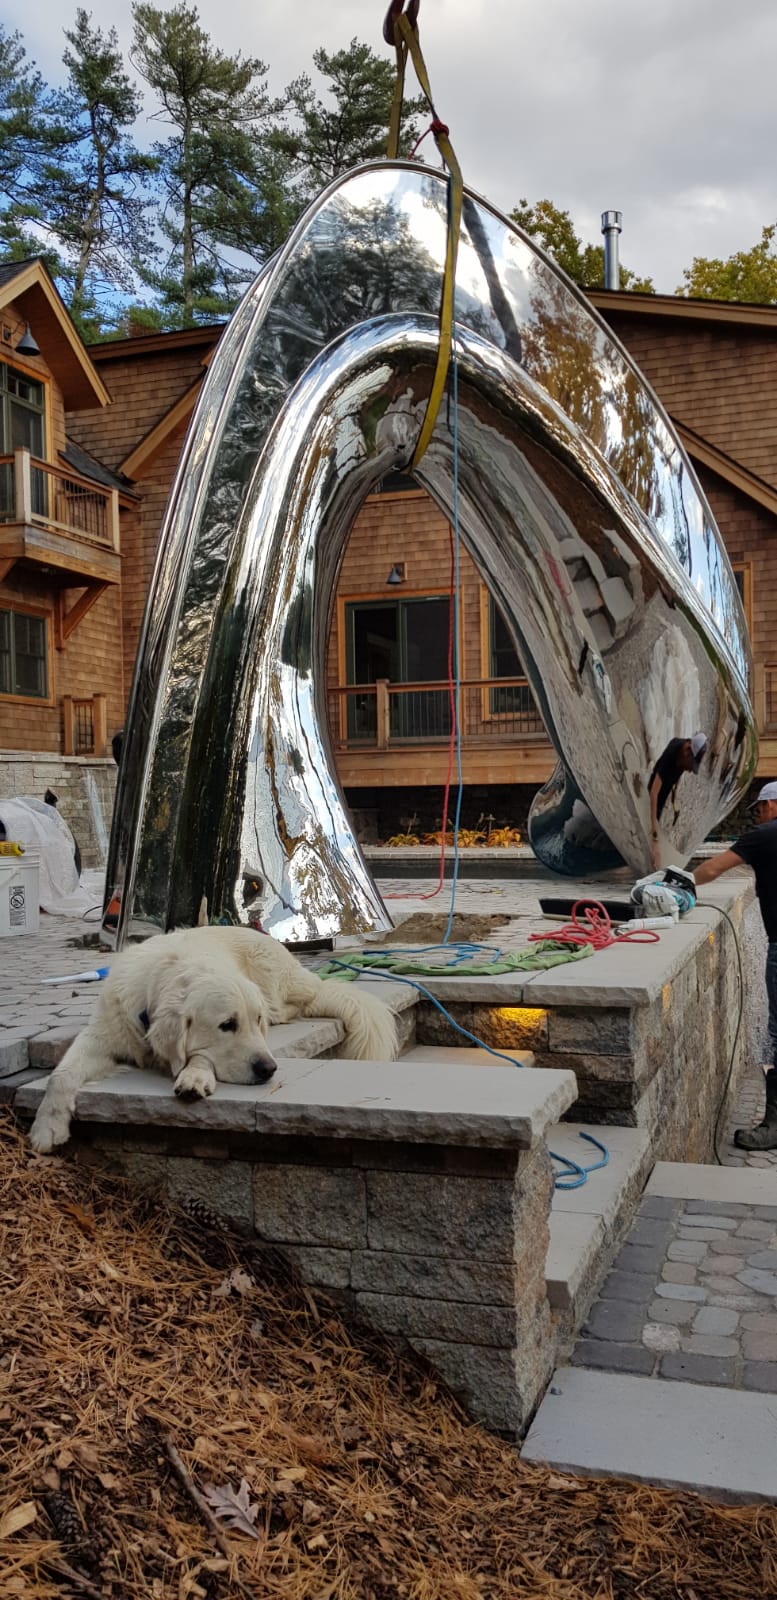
[16, 1056, 577, 1149]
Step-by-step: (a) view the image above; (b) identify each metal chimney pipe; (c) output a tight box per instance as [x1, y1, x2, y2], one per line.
[601, 210, 622, 290]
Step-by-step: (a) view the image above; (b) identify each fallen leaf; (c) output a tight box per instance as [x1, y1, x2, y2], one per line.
[41, 1469, 61, 1492]
[0, 1405, 12, 1422]
[213, 1267, 254, 1299]
[98, 1472, 120, 1490]
[202, 1478, 260, 1540]
[98, 1258, 122, 1280]
[390, 1440, 404, 1460]
[307, 1532, 328, 1551]
[54, 1450, 74, 1469]
[277, 1466, 306, 1484]
[72, 1442, 101, 1472]
[0, 1501, 37, 1539]
[302, 1499, 322, 1525]
[248, 1318, 264, 1340]
[60, 1200, 96, 1235]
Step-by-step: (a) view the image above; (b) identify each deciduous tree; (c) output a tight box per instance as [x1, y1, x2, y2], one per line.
[679, 224, 777, 303]
[511, 197, 653, 292]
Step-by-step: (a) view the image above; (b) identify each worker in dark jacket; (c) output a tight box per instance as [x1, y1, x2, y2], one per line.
[695, 781, 777, 1150]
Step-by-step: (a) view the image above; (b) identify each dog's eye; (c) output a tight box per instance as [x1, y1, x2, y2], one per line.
[218, 1016, 238, 1033]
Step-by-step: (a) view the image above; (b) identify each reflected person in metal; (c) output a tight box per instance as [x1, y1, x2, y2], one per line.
[106, 162, 755, 944]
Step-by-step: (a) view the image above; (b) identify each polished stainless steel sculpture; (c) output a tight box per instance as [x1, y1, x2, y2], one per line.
[107, 161, 756, 944]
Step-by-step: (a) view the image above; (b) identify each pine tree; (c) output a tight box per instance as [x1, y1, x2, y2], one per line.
[275, 38, 425, 222]
[131, 1, 278, 325]
[0, 25, 63, 264]
[38, 10, 156, 336]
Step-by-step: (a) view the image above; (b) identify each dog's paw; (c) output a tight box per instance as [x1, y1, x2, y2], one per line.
[29, 1107, 71, 1152]
[174, 1062, 215, 1100]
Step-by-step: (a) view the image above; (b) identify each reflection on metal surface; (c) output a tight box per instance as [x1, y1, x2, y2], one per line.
[106, 161, 756, 944]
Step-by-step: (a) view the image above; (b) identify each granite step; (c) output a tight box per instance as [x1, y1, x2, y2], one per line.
[546, 1123, 652, 1337]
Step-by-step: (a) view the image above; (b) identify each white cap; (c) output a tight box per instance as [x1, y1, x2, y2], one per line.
[755, 781, 777, 804]
[690, 732, 707, 770]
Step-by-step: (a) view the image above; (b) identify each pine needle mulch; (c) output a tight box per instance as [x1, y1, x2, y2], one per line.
[1, 1113, 775, 1600]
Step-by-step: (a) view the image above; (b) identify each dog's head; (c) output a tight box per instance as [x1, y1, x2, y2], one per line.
[145, 963, 278, 1086]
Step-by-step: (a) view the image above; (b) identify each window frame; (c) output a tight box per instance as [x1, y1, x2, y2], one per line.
[0, 600, 53, 705]
[478, 585, 527, 720]
[0, 359, 47, 460]
[731, 561, 752, 634]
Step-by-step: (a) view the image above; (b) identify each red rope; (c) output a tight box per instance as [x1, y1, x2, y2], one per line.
[528, 901, 661, 949]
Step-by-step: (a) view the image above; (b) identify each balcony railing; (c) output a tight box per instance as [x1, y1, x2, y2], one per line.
[0, 447, 118, 548]
[328, 677, 547, 749]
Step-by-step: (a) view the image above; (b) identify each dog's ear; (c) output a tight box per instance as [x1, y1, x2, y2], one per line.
[145, 991, 190, 1074]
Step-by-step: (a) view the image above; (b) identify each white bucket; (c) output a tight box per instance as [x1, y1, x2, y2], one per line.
[0, 853, 40, 937]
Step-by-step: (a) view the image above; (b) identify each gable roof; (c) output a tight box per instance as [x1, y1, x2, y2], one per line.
[674, 420, 777, 519]
[588, 287, 777, 331]
[61, 438, 138, 499]
[0, 257, 110, 409]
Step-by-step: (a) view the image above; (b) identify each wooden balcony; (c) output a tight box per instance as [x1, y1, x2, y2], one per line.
[0, 446, 121, 588]
[328, 677, 555, 787]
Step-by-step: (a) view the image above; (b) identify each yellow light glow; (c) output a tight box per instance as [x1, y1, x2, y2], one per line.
[494, 1007, 548, 1026]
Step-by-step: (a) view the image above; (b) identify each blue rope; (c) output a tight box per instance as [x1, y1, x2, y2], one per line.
[329, 956, 611, 1190]
[549, 1132, 610, 1189]
[327, 959, 525, 1066]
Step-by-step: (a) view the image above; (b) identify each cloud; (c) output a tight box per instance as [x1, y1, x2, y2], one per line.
[5, 0, 777, 290]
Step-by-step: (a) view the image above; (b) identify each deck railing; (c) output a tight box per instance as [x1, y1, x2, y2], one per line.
[0, 447, 118, 548]
[328, 677, 547, 749]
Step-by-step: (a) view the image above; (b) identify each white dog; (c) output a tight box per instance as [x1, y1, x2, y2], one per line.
[29, 925, 397, 1152]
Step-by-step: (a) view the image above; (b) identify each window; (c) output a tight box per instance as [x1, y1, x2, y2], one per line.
[731, 563, 752, 632]
[0, 607, 48, 698]
[481, 590, 544, 730]
[0, 362, 47, 518]
[344, 595, 452, 739]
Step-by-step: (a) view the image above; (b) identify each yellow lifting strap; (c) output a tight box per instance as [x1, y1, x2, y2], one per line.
[384, 1, 463, 469]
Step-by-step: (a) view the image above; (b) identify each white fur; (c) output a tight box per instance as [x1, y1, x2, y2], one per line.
[29, 925, 397, 1152]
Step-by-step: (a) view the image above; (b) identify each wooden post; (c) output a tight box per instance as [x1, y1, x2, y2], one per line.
[92, 693, 108, 756]
[376, 679, 390, 750]
[109, 489, 120, 550]
[62, 695, 75, 756]
[14, 447, 31, 523]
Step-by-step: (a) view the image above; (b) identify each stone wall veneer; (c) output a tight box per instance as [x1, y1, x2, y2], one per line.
[82, 1128, 555, 1438]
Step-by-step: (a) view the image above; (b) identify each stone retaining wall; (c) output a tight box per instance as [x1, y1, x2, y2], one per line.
[74, 1125, 555, 1439]
[0, 752, 116, 869]
[416, 900, 751, 1164]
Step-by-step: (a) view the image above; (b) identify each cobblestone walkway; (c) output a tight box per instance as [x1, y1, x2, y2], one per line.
[573, 1193, 777, 1391]
[721, 1063, 777, 1170]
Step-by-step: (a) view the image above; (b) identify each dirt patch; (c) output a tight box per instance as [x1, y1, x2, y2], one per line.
[389, 911, 512, 943]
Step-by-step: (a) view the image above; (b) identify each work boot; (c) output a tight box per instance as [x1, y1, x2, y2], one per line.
[734, 1074, 777, 1151]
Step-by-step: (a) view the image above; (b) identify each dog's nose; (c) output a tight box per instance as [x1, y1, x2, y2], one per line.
[251, 1057, 277, 1084]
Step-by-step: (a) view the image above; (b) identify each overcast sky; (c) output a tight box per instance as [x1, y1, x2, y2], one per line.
[6, 0, 777, 293]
